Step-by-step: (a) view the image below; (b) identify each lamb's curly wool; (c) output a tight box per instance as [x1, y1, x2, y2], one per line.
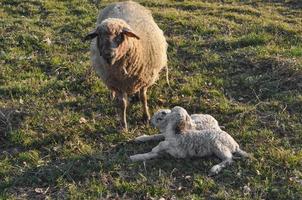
[130, 106, 250, 175]
[134, 107, 220, 142]
[85, 1, 167, 130]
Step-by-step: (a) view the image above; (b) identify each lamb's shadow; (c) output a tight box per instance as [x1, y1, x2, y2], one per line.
[2, 138, 249, 198]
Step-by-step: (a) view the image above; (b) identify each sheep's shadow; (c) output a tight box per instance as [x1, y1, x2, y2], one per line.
[0, 107, 28, 153]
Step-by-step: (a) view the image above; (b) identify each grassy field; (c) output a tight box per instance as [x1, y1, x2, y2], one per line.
[1, 0, 302, 199]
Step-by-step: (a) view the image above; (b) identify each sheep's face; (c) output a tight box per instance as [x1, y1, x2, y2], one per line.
[151, 109, 171, 129]
[84, 18, 140, 65]
[166, 106, 194, 135]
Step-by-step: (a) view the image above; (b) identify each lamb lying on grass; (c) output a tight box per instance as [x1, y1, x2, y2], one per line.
[134, 108, 220, 142]
[130, 106, 250, 176]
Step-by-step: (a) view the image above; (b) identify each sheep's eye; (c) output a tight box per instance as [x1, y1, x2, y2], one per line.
[115, 34, 124, 44]
[161, 111, 167, 116]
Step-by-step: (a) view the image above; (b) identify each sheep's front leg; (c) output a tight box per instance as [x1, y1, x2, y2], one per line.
[134, 134, 164, 142]
[140, 87, 150, 123]
[130, 141, 168, 161]
[117, 92, 128, 131]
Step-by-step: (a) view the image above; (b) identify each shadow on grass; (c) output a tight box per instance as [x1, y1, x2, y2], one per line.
[222, 56, 302, 103]
[1, 138, 250, 199]
[0, 107, 28, 150]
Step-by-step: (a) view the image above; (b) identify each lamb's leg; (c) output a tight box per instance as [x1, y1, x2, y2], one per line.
[140, 87, 150, 123]
[117, 92, 128, 131]
[130, 141, 168, 161]
[209, 144, 233, 176]
[235, 148, 251, 158]
[134, 134, 164, 142]
[209, 157, 233, 176]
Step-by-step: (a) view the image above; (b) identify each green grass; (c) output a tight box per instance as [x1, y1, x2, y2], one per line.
[1, 0, 302, 199]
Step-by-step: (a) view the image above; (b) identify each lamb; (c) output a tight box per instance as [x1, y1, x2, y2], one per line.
[84, 1, 168, 131]
[130, 106, 250, 176]
[134, 107, 220, 142]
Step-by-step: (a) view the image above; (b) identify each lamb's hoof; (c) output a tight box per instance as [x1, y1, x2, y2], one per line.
[134, 135, 149, 142]
[208, 165, 221, 176]
[130, 155, 141, 162]
[208, 171, 217, 177]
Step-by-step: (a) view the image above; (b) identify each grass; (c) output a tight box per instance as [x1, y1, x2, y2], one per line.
[1, 0, 302, 199]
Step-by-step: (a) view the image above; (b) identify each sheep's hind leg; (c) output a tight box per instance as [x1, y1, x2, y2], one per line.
[111, 91, 116, 100]
[140, 87, 150, 123]
[117, 92, 128, 132]
[130, 141, 168, 161]
[209, 144, 233, 176]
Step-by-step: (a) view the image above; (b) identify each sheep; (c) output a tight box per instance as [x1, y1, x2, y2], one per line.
[130, 106, 250, 176]
[134, 107, 220, 142]
[84, 1, 168, 131]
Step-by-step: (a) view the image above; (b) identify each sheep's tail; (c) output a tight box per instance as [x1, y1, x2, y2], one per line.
[165, 65, 170, 87]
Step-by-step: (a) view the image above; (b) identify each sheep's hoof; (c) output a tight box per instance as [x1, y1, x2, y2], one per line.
[117, 124, 128, 133]
[142, 114, 150, 124]
[121, 126, 128, 133]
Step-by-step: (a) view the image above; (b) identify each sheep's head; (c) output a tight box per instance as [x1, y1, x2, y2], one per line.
[167, 106, 194, 135]
[151, 109, 171, 129]
[84, 18, 140, 65]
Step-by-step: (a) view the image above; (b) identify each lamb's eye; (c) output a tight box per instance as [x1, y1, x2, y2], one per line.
[161, 111, 167, 116]
[156, 117, 162, 122]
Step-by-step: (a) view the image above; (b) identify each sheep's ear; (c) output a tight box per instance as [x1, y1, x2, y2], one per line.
[175, 115, 191, 134]
[84, 29, 98, 41]
[122, 28, 140, 40]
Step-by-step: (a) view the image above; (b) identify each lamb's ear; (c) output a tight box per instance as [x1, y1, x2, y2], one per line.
[175, 119, 186, 134]
[122, 27, 140, 40]
[175, 115, 191, 135]
[83, 29, 98, 41]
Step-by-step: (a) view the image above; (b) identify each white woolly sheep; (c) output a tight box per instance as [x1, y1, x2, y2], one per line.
[134, 107, 220, 142]
[84, 1, 168, 131]
[130, 106, 250, 176]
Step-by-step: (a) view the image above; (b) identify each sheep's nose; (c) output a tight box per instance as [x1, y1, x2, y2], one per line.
[104, 51, 115, 59]
[103, 52, 116, 65]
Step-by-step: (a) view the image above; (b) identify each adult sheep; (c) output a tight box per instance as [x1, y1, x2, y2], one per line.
[84, 1, 168, 131]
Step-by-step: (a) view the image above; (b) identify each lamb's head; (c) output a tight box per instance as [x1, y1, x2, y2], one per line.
[165, 106, 194, 135]
[151, 109, 171, 129]
[84, 18, 140, 65]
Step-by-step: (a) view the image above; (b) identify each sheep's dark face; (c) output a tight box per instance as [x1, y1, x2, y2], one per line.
[151, 109, 171, 129]
[84, 18, 140, 65]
